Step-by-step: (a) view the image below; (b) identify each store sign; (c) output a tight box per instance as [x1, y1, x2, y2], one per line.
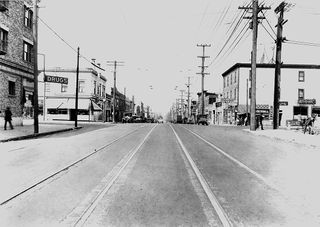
[279, 101, 288, 106]
[44, 75, 68, 84]
[298, 99, 316, 105]
[221, 98, 232, 103]
[256, 109, 269, 114]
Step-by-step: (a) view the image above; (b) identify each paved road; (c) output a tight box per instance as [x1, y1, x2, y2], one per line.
[0, 123, 319, 226]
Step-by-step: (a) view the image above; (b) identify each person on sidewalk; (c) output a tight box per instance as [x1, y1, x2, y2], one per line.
[255, 114, 264, 130]
[4, 107, 14, 130]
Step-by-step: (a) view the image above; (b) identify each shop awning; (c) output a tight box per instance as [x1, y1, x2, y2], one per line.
[91, 101, 102, 111]
[237, 104, 249, 115]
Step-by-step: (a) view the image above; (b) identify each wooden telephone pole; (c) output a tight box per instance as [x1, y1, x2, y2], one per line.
[33, 0, 39, 133]
[239, 0, 270, 131]
[107, 61, 124, 123]
[197, 44, 211, 116]
[273, 2, 287, 129]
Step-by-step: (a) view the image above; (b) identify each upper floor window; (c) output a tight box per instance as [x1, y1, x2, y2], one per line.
[0, 28, 8, 54]
[93, 81, 97, 94]
[24, 6, 33, 29]
[227, 76, 229, 87]
[23, 41, 33, 62]
[234, 88, 237, 100]
[230, 74, 232, 85]
[79, 81, 85, 93]
[298, 71, 305, 82]
[298, 89, 304, 100]
[234, 72, 237, 83]
[9, 81, 15, 95]
[223, 77, 226, 88]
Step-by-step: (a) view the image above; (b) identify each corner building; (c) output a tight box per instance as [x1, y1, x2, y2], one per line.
[0, 0, 34, 126]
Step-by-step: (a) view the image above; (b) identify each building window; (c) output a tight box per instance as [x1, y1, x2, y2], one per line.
[293, 106, 308, 116]
[223, 77, 226, 88]
[230, 90, 232, 100]
[298, 89, 304, 100]
[8, 81, 15, 95]
[298, 71, 305, 82]
[234, 88, 237, 100]
[24, 6, 33, 29]
[94, 81, 97, 94]
[0, 28, 8, 54]
[79, 81, 85, 93]
[61, 84, 68, 92]
[230, 74, 232, 85]
[23, 41, 33, 62]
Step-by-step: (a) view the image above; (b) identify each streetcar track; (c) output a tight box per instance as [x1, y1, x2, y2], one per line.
[179, 125, 282, 193]
[170, 124, 233, 227]
[68, 124, 157, 227]
[178, 125, 320, 225]
[0, 125, 148, 206]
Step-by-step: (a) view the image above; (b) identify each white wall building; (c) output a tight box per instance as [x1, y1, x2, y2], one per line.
[222, 63, 320, 126]
[38, 67, 106, 121]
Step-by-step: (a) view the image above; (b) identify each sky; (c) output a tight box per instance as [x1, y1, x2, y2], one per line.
[38, 0, 320, 115]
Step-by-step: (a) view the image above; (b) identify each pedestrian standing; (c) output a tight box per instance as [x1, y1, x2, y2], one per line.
[259, 114, 264, 130]
[4, 107, 14, 130]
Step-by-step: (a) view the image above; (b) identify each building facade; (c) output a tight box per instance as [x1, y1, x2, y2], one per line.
[38, 68, 106, 121]
[0, 0, 34, 126]
[196, 91, 218, 124]
[222, 63, 320, 126]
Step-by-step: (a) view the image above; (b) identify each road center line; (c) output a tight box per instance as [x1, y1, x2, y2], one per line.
[170, 124, 232, 227]
[180, 125, 281, 193]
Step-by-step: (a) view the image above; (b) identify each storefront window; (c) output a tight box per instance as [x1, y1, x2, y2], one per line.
[293, 106, 308, 116]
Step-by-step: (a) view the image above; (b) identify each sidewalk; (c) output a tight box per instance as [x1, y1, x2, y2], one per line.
[0, 120, 83, 143]
[244, 126, 320, 148]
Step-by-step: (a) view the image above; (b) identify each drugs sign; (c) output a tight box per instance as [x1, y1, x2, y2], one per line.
[44, 75, 68, 84]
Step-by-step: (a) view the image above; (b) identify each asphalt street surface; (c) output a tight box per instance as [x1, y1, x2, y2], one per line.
[0, 123, 319, 226]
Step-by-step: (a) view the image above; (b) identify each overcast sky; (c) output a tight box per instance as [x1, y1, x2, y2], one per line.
[38, 0, 320, 115]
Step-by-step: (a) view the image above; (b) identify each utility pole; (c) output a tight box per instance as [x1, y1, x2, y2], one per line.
[33, 0, 39, 133]
[197, 44, 211, 116]
[186, 77, 191, 120]
[273, 1, 287, 129]
[107, 61, 124, 123]
[75, 47, 80, 128]
[179, 90, 185, 117]
[240, 1, 270, 131]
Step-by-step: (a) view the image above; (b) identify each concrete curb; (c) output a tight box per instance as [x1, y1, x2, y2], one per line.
[0, 127, 83, 143]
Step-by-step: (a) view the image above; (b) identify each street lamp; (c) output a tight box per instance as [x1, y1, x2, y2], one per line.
[38, 53, 45, 121]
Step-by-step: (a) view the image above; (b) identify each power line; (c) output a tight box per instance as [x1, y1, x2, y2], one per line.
[37, 16, 105, 71]
[260, 10, 277, 37]
[285, 40, 320, 47]
[261, 22, 276, 41]
[208, 7, 250, 67]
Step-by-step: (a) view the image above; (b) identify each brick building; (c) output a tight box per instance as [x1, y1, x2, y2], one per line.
[0, 0, 34, 126]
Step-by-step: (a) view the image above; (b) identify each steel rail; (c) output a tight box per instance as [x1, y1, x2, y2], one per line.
[0, 125, 147, 206]
[170, 124, 233, 227]
[72, 124, 157, 226]
[180, 125, 281, 192]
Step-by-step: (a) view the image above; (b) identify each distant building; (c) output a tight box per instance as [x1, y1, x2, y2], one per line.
[0, 0, 34, 126]
[196, 91, 219, 124]
[222, 63, 320, 126]
[38, 67, 106, 121]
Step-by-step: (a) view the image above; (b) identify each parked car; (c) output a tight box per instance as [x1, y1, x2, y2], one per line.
[198, 115, 208, 126]
[122, 116, 131, 123]
[158, 119, 164, 123]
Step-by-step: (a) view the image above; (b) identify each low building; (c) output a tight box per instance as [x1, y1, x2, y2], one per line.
[0, 0, 34, 126]
[38, 67, 105, 121]
[222, 63, 320, 126]
[196, 91, 219, 124]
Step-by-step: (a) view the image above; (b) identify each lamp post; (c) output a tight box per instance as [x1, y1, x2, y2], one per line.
[38, 53, 45, 121]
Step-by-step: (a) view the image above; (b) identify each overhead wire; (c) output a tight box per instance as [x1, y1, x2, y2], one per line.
[261, 22, 276, 41]
[208, 3, 251, 67]
[37, 16, 105, 71]
[285, 39, 320, 47]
